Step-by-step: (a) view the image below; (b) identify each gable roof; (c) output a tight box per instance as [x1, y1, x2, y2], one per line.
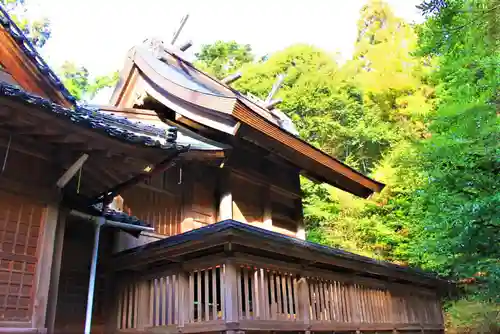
[0, 5, 75, 107]
[111, 46, 384, 198]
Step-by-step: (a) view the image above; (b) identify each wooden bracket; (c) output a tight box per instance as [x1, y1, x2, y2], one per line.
[56, 153, 89, 188]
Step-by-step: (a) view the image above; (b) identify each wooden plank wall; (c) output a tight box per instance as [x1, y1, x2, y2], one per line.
[181, 163, 217, 232]
[121, 186, 182, 236]
[0, 191, 44, 323]
[232, 175, 264, 225]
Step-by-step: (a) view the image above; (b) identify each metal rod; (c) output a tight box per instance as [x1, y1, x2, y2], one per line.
[84, 216, 104, 334]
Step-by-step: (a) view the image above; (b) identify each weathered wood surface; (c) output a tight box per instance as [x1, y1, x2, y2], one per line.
[114, 256, 444, 333]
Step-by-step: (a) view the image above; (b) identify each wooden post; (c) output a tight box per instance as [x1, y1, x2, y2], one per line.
[178, 271, 190, 326]
[45, 208, 67, 333]
[32, 204, 60, 331]
[295, 198, 305, 240]
[219, 170, 233, 221]
[223, 260, 239, 323]
[297, 276, 310, 326]
[262, 186, 272, 230]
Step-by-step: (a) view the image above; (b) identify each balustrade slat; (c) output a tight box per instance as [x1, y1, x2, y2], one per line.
[361, 286, 369, 323]
[212, 268, 217, 320]
[269, 272, 276, 319]
[196, 271, 201, 322]
[237, 267, 243, 320]
[188, 273, 194, 323]
[286, 274, 293, 319]
[281, 274, 289, 319]
[134, 282, 139, 328]
[243, 268, 250, 319]
[326, 281, 333, 321]
[276, 273, 283, 319]
[264, 270, 270, 319]
[292, 277, 298, 321]
[204, 271, 210, 322]
[127, 283, 134, 328]
[221, 265, 225, 320]
[251, 269, 258, 318]
[378, 289, 385, 322]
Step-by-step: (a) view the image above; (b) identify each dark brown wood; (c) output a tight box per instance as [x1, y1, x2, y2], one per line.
[45, 209, 67, 333]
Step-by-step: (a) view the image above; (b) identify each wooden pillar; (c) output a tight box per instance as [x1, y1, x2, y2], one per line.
[297, 276, 311, 325]
[177, 271, 190, 326]
[45, 208, 67, 333]
[262, 186, 272, 230]
[295, 198, 306, 240]
[218, 170, 233, 221]
[223, 260, 239, 322]
[32, 204, 61, 331]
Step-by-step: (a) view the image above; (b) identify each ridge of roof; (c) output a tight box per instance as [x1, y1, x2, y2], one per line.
[0, 5, 77, 105]
[0, 82, 180, 150]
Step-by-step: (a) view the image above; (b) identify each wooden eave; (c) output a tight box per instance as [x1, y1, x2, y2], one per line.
[0, 25, 72, 107]
[111, 47, 384, 197]
[0, 91, 183, 196]
[113, 220, 448, 290]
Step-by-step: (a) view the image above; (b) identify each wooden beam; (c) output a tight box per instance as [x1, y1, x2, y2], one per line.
[56, 153, 89, 188]
[45, 209, 67, 333]
[32, 204, 60, 330]
[179, 40, 193, 51]
[218, 169, 232, 220]
[295, 198, 305, 240]
[221, 72, 242, 85]
[262, 186, 272, 230]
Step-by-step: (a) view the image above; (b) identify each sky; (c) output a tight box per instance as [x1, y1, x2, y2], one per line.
[27, 0, 424, 78]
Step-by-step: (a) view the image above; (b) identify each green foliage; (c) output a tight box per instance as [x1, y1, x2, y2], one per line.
[58, 61, 119, 102]
[194, 41, 253, 79]
[1, 0, 51, 48]
[445, 297, 500, 333]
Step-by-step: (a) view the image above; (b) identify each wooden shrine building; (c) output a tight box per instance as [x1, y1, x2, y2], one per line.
[0, 6, 448, 334]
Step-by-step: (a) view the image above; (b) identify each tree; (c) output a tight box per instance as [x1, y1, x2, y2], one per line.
[1, 0, 51, 48]
[58, 61, 119, 102]
[194, 40, 253, 79]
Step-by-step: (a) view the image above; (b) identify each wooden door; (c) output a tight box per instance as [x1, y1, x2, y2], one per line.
[0, 190, 44, 323]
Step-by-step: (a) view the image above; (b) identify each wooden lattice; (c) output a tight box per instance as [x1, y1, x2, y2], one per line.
[0, 191, 44, 322]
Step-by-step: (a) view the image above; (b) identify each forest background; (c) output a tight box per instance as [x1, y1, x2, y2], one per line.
[2, 0, 498, 331]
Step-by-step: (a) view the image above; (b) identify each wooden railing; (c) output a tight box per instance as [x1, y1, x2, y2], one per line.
[115, 259, 444, 333]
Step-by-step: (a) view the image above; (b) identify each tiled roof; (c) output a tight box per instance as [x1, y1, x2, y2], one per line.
[103, 208, 150, 228]
[0, 82, 180, 149]
[64, 192, 151, 228]
[0, 5, 77, 105]
[117, 219, 448, 285]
